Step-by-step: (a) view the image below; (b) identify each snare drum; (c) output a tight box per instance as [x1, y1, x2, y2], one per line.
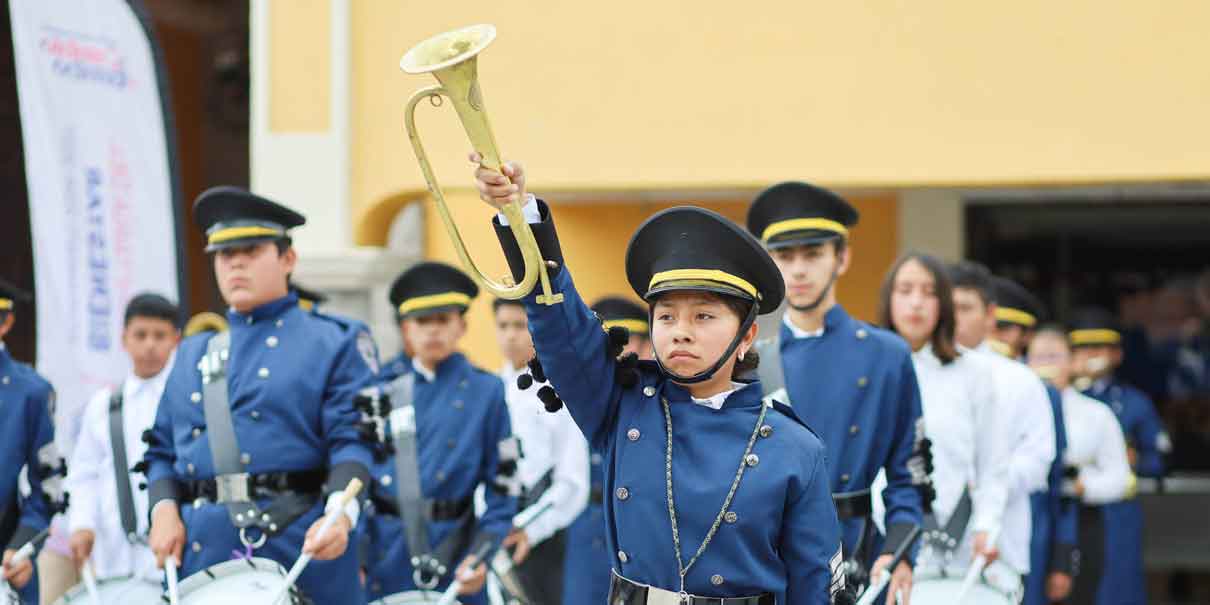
[369, 590, 459, 605]
[177, 557, 304, 604]
[52, 576, 161, 604]
[910, 570, 1020, 605]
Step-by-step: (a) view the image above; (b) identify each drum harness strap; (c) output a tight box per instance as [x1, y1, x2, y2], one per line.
[384, 372, 476, 590]
[920, 487, 973, 576]
[199, 331, 324, 550]
[107, 391, 142, 544]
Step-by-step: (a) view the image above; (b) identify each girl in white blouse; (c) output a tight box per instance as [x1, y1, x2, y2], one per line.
[877, 253, 1011, 571]
[1027, 326, 1132, 605]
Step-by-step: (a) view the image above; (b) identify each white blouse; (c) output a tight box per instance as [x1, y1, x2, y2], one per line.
[1061, 387, 1132, 505]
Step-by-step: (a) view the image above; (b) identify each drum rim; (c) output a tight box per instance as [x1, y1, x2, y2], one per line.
[176, 556, 288, 594]
[371, 589, 453, 605]
[54, 575, 162, 603]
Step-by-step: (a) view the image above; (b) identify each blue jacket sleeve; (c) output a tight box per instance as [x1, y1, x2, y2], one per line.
[493, 201, 625, 451]
[11, 381, 56, 549]
[145, 342, 188, 510]
[321, 326, 377, 496]
[781, 452, 844, 605]
[476, 379, 518, 545]
[880, 352, 925, 551]
[1128, 390, 1167, 478]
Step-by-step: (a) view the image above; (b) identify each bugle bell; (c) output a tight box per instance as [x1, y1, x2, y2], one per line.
[400, 24, 562, 305]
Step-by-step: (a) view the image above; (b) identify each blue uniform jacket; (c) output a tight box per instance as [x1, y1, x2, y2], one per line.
[1024, 384, 1077, 605]
[778, 307, 925, 554]
[1084, 379, 1166, 605]
[523, 267, 843, 604]
[379, 352, 410, 384]
[562, 448, 609, 605]
[143, 293, 376, 605]
[0, 347, 56, 605]
[363, 353, 516, 604]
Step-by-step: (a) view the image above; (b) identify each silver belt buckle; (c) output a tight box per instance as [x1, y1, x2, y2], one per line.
[215, 472, 251, 503]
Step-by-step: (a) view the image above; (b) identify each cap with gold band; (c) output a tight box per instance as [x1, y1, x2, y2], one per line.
[193, 186, 305, 252]
[991, 276, 1045, 329]
[591, 296, 650, 337]
[0, 277, 32, 313]
[746, 181, 859, 250]
[1068, 307, 1123, 348]
[389, 261, 478, 320]
[625, 206, 783, 384]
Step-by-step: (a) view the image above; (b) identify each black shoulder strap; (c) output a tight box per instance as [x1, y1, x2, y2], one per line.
[198, 330, 258, 529]
[107, 390, 139, 542]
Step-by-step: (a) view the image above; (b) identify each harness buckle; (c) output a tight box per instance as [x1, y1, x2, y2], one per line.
[215, 472, 251, 504]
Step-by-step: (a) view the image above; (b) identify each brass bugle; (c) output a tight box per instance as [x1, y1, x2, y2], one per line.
[183, 311, 228, 337]
[400, 24, 562, 305]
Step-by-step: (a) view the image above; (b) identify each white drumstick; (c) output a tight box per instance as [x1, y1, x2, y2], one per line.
[2, 528, 50, 596]
[273, 479, 364, 605]
[956, 528, 1000, 604]
[81, 562, 102, 605]
[165, 555, 181, 605]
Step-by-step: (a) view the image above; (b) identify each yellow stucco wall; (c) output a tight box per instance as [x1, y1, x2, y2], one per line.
[349, 0, 1210, 228]
[267, 0, 330, 132]
[415, 191, 897, 370]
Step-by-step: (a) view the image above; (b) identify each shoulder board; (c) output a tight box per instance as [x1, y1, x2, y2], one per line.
[768, 399, 808, 429]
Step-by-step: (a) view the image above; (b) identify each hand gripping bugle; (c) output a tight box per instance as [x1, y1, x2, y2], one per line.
[855, 525, 922, 605]
[273, 478, 364, 605]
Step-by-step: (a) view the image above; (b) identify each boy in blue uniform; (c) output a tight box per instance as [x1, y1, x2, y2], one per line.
[559, 296, 652, 605]
[0, 279, 64, 605]
[1069, 308, 1168, 605]
[476, 156, 844, 604]
[144, 187, 377, 605]
[745, 183, 925, 599]
[990, 277, 1078, 605]
[361, 262, 516, 604]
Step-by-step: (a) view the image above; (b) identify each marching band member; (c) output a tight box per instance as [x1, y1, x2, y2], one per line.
[989, 277, 1078, 604]
[492, 297, 589, 605]
[0, 279, 63, 605]
[1068, 308, 1168, 605]
[1027, 326, 1132, 605]
[362, 262, 516, 604]
[561, 296, 654, 605]
[144, 187, 378, 605]
[947, 262, 1060, 597]
[746, 183, 925, 600]
[878, 254, 1010, 575]
[476, 156, 844, 604]
[66, 294, 180, 582]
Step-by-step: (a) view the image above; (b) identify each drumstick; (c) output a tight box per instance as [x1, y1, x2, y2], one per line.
[272, 478, 364, 605]
[955, 528, 1000, 604]
[165, 555, 181, 605]
[1, 527, 51, 593]
[439, 502, 554, 605]
[855, 525, 922, 605]
[81, 561, 102, 605]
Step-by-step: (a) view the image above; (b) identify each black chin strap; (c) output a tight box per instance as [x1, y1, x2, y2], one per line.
[652, 300, 759, 385]
[789, 269, 838, 313]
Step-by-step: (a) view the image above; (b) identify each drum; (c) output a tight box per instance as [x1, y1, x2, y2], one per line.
[1, 583, 19, 605]
[53, 576, 161, 604]
[910, 572, 1020, 605]
[369, 590, 460, 605]
[177, 557, 303, 604]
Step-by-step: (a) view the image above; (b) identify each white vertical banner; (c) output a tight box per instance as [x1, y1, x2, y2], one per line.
[9, 0, 181, 454]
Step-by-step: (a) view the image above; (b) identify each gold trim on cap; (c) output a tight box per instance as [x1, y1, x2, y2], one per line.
[397, 292, 472, 316]
[207, 225, 285, 246]
[994, 306, 1037, 327]
[603, 319, 649, 334]
[761, 218, 848, 243]
[649, 269, 760, 300]
[1069, 329, 1121, 346]
[0, 298, 13, 311]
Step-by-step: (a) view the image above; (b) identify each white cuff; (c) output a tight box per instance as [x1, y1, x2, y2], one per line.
[495, 193, 540, 226]
[325, 493, 360, 528]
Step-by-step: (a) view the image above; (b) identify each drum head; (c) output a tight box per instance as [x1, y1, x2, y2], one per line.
[178, 557, 301, 604]
[370, 590, 459, 605]
[911, 576, 1017, 604]
[53, 576, 161, 604]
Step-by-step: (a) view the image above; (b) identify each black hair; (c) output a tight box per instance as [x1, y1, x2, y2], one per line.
[492, 297, 524, 313]
[274, 236, 293, 255]
[947, 260, 996, 306]
[124, 293, 182, 329]
[717, 295, 761, 378]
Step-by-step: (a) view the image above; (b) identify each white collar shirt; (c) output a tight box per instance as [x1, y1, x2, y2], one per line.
[1061, 387, 1132, 505]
